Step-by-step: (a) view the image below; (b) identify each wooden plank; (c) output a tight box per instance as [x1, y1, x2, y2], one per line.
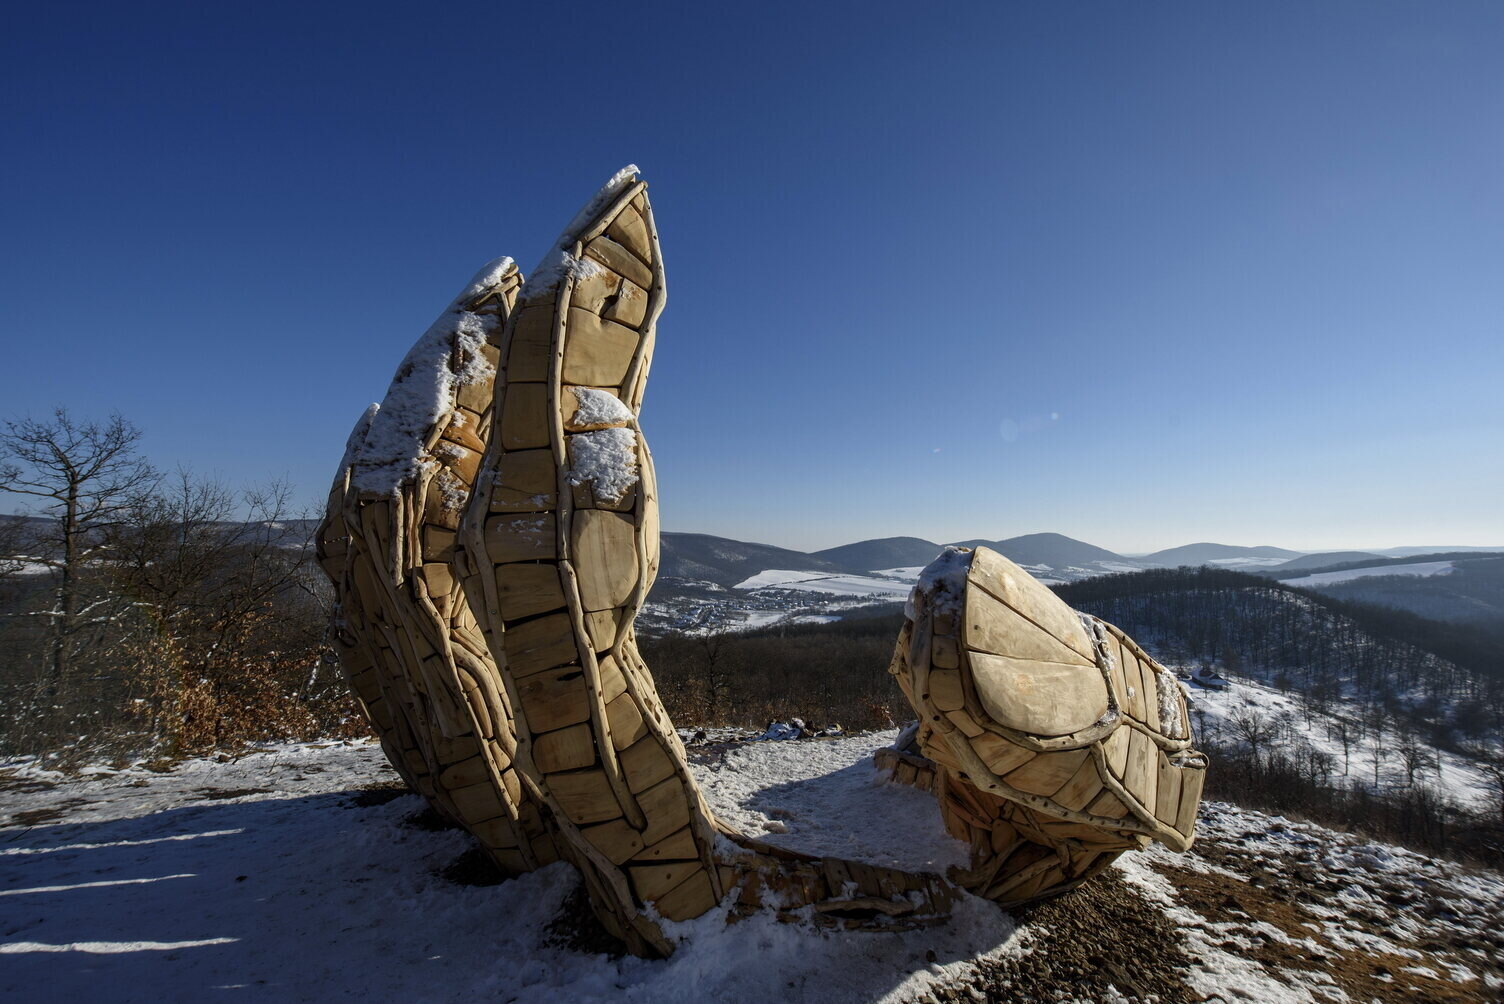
[945, 709, 985, 738]
[580, 818, 644, 865]
[1087, 789, 1130, 820]
[568, 266, 624, 316]
[495, 563, 567, 621]
[619, 736, 676, 793]
[571, 510, 639, 611]
[438, 755, 490, 789]
[963, 588, 1095, 667]
[928, 669, 965, 711]
[421, 526, 456, 562]
[585, 608, 618, 651]
[605, 203, 652, 264]
[652, 869, 718, 922]
[972, 732, 1036, 777]
[583, 235, 654, 289]
[1003, 748, 1091, 798]
[549, 768, 621, 825]
[1155, 750, 1183, 824]
[534, 722, 597, 773]
[1123, 728, 1159, 811]
[636, 775, 692, 846]
[562, 308, 640, 387]
[489, 449, 558, 511]
[598, 653, 627, 704]
[1052, 755, 1104, 812]
[499, 383, 551, 450]
[604, 279, 648, 328]
[502, 612, 578, 676]
[1175, 764, 1205, 836]
[1114, 637, 1149, 723]
[447, 780, 505, 823]
[484, 513, 557, 564]
[515, 668, 591, 732]
[505, 306, 557, 383]
[966, 651, 1109, 737]
[931, 634, 960, 669]
[967, 547, 1097, 662]
[634, 826, 700, 862]
[1104, 725, 1131, 779]
[605, 693, 648, 749]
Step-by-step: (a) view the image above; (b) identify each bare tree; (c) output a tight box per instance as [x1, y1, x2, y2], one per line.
[1464, 744, 1504, 825]
[1395, 734, 1438, 788]
[0, 410, 157, 694]
[1227, 706, 1278, 768]
[1326, 717, 1357, 777]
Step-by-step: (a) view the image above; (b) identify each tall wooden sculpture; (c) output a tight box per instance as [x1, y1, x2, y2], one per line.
[318, 166, 1206, 957]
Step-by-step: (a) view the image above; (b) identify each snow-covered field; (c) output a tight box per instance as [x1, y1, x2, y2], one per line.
[1280, 560, 1455, 587]
[732, 569, 915, 598]
[3, 735, 1499, 1003]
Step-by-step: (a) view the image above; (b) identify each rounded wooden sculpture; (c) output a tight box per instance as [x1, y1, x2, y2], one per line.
[882, 546, 1207, 907]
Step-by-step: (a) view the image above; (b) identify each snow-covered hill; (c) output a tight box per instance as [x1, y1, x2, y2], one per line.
[3, 736, 1499, 1002]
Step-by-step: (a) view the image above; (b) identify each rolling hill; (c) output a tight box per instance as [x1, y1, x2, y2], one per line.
[1142, 542, 1304, 564]
[810, 536, 944, 571]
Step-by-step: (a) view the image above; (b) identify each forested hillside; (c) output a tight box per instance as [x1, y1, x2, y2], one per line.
[1056, 567, 1503, 741]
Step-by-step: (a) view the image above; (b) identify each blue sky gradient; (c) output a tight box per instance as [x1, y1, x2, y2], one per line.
[3, 1, 1501, 552]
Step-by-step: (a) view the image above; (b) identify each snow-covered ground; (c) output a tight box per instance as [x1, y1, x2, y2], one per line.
[1204, 556, 1293, 569]
[4, 736, 1498, 1003]
[0, 739, 1020, 1004]
[1280, 560, 1455, 587]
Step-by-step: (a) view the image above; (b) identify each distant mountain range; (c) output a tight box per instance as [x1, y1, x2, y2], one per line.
[660, 532, 1320, 586]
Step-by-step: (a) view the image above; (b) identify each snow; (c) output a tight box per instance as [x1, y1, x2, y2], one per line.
[570, 387, 634, 428]
[0, 738, 1024, 1004]
[520, 165, 641, 299]
[1154, 667, 1188, 739]
[1280, 560, 1455, 586]
[6, 734, 1498, 1001]
[567, 427, 639, 503]
[694, 730, 971, 874]
[868, 566, 927, 579]
[733, 569, 914, 598]
[906, 546, 971, 621]
[350, 257, 513, 495]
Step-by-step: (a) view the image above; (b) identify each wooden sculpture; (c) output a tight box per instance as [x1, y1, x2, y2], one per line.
[881, 546, 1207, 906]
[316, 258, 560, 874]
[318, 166, 1206, 958]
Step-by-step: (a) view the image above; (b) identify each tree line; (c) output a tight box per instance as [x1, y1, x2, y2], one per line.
[0, 409, 356, 764]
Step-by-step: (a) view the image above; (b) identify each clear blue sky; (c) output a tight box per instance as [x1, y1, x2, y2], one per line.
[3, 1, 1501, 553]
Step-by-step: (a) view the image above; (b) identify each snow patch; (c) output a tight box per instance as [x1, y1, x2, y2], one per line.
[351, 257, 514, 495]
[570, 387, 634, 428]
[567, 427, 639, 503]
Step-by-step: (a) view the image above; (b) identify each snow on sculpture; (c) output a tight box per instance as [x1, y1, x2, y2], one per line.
[317, 166, 1207, 957]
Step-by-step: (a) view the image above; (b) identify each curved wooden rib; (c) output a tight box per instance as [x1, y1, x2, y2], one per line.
[884, 545, 1207, 908]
